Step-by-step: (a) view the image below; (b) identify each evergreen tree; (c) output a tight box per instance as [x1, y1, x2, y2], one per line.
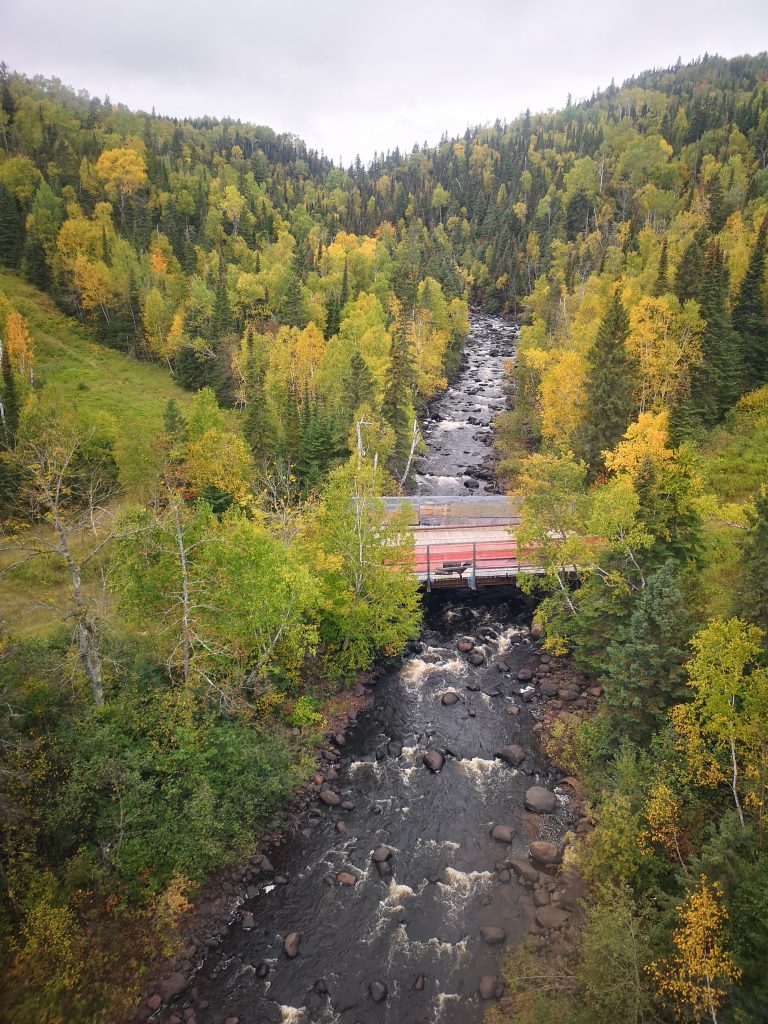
[706, 173, 728, 233]
[324, 292, 341, 340]
[163, 398, 187, 442]
[346, 350, 375, 419]
[576, 291, 636, 477]
[651, 238, 669, 296]
[674, 237, 705, 304]
[732, 216, 768, 389]
[242, 357, 277, 459]
[173, 344, 214, 391]
[382, 316, 416, 476]
[339, 258, 350, 309]
[0, 183, 24, 269]
[604, 563, 695, 743]
[278, 274, 308, 328]
[1, 344, 20, 449]
[736, 487, 768, 634]
[688, 243, 740, 426]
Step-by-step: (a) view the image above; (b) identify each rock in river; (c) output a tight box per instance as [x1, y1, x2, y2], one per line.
[318, 790, 341, 807]
[369, 980, 388, 1002]
[479, 975, 501, 1000]
[535, 905, 571, 930]
[468, 650, 486, 666]
[496, 744, 525, 767]
[423, 750, 445, 773]
[529, 841, 563, 866]
[283, 931, 301, 958]
[480, 926, 507, 945]
[441, 690, 460, 705]
[336, 871, 357, 886]
[524, 786, 557, 814]
[490, 824, 514, 843]
[372, 846, 392, 863]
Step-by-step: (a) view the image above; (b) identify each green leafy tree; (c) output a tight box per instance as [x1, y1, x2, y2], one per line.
[732, 217, 768, 389]
[736, 487, 768, 634]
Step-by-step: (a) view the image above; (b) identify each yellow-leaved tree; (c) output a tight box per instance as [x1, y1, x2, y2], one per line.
[648, 877, 740, 1023]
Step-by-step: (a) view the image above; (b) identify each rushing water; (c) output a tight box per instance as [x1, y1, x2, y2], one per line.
[163, 313, 571, 1024]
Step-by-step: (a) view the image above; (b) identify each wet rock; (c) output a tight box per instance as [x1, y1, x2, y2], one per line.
[341, 800, 355, 811]
[159, 973, 187, 1002]
[241, 911, 255, 930]
[387, 741, 402, 757]
[336, 871, 357, 886]
[509, 858, 540, 883]
[369, 980, 388, 1003]
[468, 708, 476, 717]
[480, 926, 507, 945]
[536, 905, 571, 930]
[490, 823, 514, 843]
[468, 650, 486, 666]
[147, 994, 162, 1011]
[457, 640, 475, 652]
[534, 888, 550, 906]
[372, 846, 392, 863]
[423, 750, 445, 773]
[525, 786, 557, 814]
[479, 975, 501, 1000]
[284, 931, 301, 958]
[496, 744, 525, 766]
[441, 690, 460, 705]
[529, 841, 564, 866]
[495, 661, 510, 673]
[497, 869, 511, 883]
[376, 860, 392, 878]
[335, 820, 347, 833]
[506, 705, 520, 716]
[413, 974, 426, 991]
[318, 790, 341, 807]
[224, 1017, 240, 1024]
[517, 666, 535, 681]
[255, 962, 270, 978]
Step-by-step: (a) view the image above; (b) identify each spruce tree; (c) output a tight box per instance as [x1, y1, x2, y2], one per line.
[347, 350, 375, 418]
[278, 274, 308, 328]
[1, 344, 20, 450]
[242, 357, 277, 459]
[736, 487, 768, 635]
[732, 216, 768, 390]
[0, 184, 24, 269]
[651, 238, 669, 296]
[604, 563, 694, 743]
[324, 292, 340, 340]
[688, 243, 740, 427]
[382, 317, 416, 477]
[163, 398, 187, 442]
[674, 237, 705, 304]
[706, 173, 728, 233]
[339, 258, 350, 309]
[576, 291, 636, 477]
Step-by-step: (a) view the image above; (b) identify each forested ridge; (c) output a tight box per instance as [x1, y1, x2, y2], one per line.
[0, 52, 768, 1023]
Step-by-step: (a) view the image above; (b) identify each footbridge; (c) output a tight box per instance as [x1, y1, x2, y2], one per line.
[385, 495, 544, 590]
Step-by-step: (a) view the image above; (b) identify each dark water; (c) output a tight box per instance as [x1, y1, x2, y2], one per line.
[166, 314, 571, 1024]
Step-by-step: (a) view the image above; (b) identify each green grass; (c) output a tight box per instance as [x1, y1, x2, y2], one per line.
[0, 272, 192, 495]
[0, 273, 194, 635]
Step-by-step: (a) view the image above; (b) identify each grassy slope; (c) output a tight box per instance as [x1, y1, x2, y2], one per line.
[1, 273, 192, 635]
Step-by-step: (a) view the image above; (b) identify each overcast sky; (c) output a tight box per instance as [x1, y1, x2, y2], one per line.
[3, 0, 768, 164]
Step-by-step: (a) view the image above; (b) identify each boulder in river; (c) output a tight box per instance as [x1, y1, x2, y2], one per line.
[158, 973, 187, 1002]
[535, 905, 571, 930]
[423, 751, 445, 773]
[496, 744, 525, 766]
[372, 846, 392, 863]
[468, 650, 486, 666]
[490, 824, 514, 843]
[336, 871, 357, 886]
[457, 640, 474, 652]
[529, 841, 563, 866]
[318, 790, 341, 807]
[441, 690, 460, 705]
[283, 931, 301, 958]
[479, 975, 501, 1000]
[369, 980, 388, 1003]
[524, 786, 557, 814]
[480, 926, 507, 945]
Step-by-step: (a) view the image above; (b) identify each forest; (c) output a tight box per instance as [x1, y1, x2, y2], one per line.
[1, 51, 768, 1023]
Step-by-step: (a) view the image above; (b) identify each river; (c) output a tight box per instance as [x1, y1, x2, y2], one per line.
[160, 313, 575, 1024]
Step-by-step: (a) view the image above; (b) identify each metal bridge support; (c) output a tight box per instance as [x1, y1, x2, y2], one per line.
[426, 544, 431, 592]
[469, 542, 477, 590]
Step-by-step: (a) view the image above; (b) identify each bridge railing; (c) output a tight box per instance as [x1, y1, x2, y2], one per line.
[396, 538, 544, 589]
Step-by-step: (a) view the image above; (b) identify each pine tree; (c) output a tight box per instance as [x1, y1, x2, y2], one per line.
[347, 350, 375, 418]
[382, 316, 416, 476]
[1, 344, 20, 450]
[163, 398, 187, 442]
[242, 357, 277, 459]
[736, 487, 768, 634]
[652, 238, 669, 296]
[324, 292, 341, 340]
[604, 563, 694, 743]
[0, 184, 24, 269]
[576, 291, 636, 477]
[688, 243, 740, 427]
[732, 216, 768, 389]
[674, 237, 705, 304]
[706, 173, 728, 233]
[339, 258, 350, 309]
[278, 274, 308, 328]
